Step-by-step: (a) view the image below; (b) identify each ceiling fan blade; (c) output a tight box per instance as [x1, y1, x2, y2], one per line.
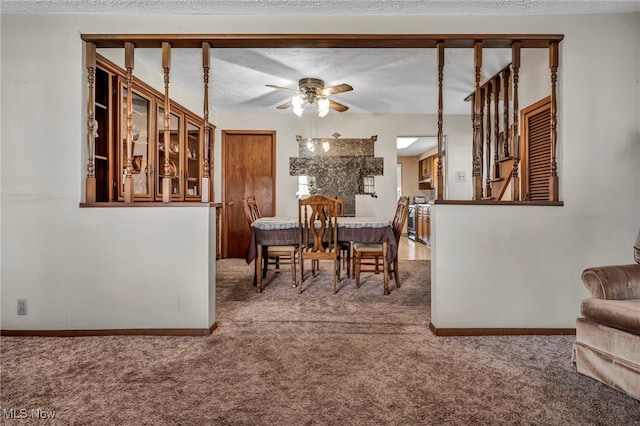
[322, 83, 353, 96]
[276, 100, 293, 109]
[329, 100, 349, 113]
[265, 84, 300, 93]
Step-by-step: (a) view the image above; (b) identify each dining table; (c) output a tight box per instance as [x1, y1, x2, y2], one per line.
[245, 216, 397, 290]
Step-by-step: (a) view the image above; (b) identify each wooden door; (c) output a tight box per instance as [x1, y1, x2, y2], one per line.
[222, 130, 276, 258]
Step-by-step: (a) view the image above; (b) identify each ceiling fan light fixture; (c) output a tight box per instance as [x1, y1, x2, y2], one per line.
[292, 94, 304, 117]
[317, 97, 330, 117]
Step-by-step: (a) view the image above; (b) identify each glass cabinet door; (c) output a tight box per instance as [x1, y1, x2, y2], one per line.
[120, 84, 153, 199]
[185, 119, 201, 199]
[157, 107, 182, 199]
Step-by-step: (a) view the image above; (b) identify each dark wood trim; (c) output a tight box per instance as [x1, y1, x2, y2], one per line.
[81, 33, 564, 49]
[79, 202, 220, 208]
[429, 322, 575, 336]
[434, 199, 563, 206]
[1, 323, 218, 337]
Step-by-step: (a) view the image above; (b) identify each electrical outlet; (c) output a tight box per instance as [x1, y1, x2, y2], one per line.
[17, 299, 27, 315]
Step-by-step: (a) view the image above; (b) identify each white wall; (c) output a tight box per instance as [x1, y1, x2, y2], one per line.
[432, 13, 640, 328]
[1, 12, 639, 331]
[0, 15, 217, 330]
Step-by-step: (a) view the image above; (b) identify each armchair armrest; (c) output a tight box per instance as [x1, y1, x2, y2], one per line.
[581, 264, 640, 300]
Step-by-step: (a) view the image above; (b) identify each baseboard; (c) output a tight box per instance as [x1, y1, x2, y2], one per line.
[428, 322, 575, 336]
[1, 322, 218, 337]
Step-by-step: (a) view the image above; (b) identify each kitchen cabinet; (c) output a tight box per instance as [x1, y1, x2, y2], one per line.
[418, 156, 433, 190]
[416, 205, 424, 243]
[415, 204, 431, 246]
[418, 154, 445, 194]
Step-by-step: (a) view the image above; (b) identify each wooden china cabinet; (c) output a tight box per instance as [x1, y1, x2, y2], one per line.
[93, 55, 214, 203]
[155, 110, 207, 201]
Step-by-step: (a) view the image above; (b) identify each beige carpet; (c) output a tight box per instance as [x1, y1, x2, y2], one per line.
[1, 259, 639, 425]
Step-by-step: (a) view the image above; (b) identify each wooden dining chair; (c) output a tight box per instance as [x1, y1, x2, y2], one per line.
[327, 196, 351, 278]
[352, 196, 410, 295]
[298, 194, 341, 294]
[242, 195, 297, 291]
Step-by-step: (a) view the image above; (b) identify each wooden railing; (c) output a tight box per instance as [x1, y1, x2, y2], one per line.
[465, 41, 560, 202]
[82, 34, 563, 205]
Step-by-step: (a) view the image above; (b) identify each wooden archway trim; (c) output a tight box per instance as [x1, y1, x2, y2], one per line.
[80, 33, 564, 49]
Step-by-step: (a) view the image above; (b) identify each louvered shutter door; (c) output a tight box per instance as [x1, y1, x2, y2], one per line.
[527, 108, 550, 200]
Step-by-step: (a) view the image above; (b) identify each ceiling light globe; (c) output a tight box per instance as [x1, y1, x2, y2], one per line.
[292, 95, 305, 117]
[318, 97, 330, 117]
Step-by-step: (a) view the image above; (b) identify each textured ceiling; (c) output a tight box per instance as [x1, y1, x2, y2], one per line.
[6, 0, 639, 154]
[3, 0, 640, 15]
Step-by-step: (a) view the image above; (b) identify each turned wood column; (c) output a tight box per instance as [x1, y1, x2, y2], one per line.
[124, 42, 135, 203]
[472, 41, 483, 200]
[502, 68, 510, 158]
[85, 42, 97, 203]
[162, 42, 172, 203]
[511, 42, 521, 201]
[549, 41, 559, 201]
[436, 41, 445, 200]
[201, 42, 211, 203]
[485, 82, 492, 198]
[493, 75, 501, 179]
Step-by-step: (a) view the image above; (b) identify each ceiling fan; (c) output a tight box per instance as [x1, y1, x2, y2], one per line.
[265, 78, 353, 117]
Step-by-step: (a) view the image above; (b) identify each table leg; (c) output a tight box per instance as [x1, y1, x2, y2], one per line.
[256, 244, 263, 293]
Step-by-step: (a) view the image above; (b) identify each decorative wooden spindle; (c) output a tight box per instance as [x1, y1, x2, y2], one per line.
[124, 42, 135, 203]
[493, 75, 501, 179]
[162, 42, 172, 203]
[473, 41, 483, 200]
[201, 42, 211, 203]
[470, 92, 476, 193]
[502, 68, 510, 158]
[549, 41, 559, 201]
[511, 42, 521, 201]
[85, 42, 97, 203]
[478, 87, 485, 197]
[436, 41, 445, 200]
[485, 81, 492, 198]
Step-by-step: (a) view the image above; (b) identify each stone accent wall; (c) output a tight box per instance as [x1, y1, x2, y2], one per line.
[289, 135, 383, 216]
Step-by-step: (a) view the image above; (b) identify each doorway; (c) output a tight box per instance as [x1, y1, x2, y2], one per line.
[222, 130, 276, 258]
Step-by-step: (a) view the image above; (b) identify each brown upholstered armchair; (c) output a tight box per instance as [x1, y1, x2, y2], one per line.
[574, 228, 640, 400]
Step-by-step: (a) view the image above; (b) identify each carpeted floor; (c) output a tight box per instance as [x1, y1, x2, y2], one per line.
[1, 259, 639, 425]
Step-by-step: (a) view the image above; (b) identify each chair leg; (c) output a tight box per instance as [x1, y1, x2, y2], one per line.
[383, 242, 390, 295]
[262, 253, 268, 278]
[291, 251, 297, 287]
[333, 258, 340, 294]
[298, 258, 303, 294]
[393, 259, 400, 288]
[355, 253, 361, 288]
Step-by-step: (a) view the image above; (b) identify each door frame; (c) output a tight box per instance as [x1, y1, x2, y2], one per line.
[221, 129, 276, 258]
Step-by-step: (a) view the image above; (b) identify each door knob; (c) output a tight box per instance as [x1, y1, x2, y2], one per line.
[228, 201, 234, 206]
